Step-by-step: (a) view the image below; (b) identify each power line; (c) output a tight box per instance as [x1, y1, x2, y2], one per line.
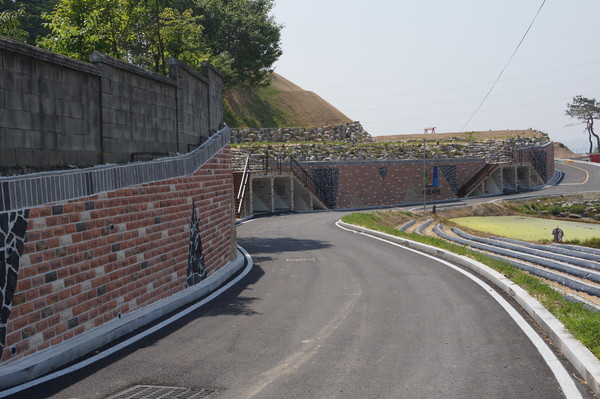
[362, 90, 600, 124]
[325, 59, 600, 102]
[311, 42, 600, 91]
[342, 74, 600, 112]
[459, 0, 548, 132]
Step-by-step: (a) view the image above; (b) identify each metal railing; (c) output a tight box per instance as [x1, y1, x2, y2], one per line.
[236, 156, 251, 216]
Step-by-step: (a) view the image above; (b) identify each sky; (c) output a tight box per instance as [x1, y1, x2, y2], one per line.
[270, 0, 600, 153]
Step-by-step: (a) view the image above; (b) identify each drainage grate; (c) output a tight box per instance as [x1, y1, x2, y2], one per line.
[106, 385, 218, 399]
[285, 257, 317, 262]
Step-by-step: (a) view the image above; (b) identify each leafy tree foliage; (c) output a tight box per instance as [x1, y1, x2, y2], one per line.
[0, 0, 28, 41]
[26, 0, 281, 86]
[37, 0, 210, 75]
[0, 0, 58, 43]
[192, 0, 282, 86]
[565, 95, 600, 154]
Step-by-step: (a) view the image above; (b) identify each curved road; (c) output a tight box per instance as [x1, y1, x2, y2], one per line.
[4, 159, 598, 398]
[552, 160, 600, 194]
[7, 211, 591, 398]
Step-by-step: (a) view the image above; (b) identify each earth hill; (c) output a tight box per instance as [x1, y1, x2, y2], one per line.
[225, 74, 575, 156]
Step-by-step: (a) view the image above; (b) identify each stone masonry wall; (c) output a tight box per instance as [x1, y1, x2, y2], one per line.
[0, 37, 224, 174]
[0, 38, 102, 172]
[230, 122, 372, 144]
[301, 159, 487, 209]
[0, 129, 234, 363]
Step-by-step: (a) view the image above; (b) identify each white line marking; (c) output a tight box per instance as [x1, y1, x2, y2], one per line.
[0, 247, 254, 398]
[335, 221, 582, 399]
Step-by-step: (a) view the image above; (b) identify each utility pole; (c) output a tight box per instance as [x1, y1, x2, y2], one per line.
[423, 127, 435, 211]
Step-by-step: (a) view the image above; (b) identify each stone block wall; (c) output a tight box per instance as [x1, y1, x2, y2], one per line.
[0, 129, 234, 363]
[0, 37, 224, 174]
[92, 54, 179, 163]
[301, 159, 487, 209]
[0, 38, 102, 171]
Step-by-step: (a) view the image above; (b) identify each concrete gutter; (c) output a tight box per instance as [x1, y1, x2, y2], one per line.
[337, 220, 600, 396]
[0, 248, 247, 391]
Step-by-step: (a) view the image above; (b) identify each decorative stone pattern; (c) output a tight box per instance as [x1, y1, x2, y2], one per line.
[378, 167, 388, 180]
[0, 132, 234, 363]
[312, 169, 340, 209]
[187, 202, 207, 287]
[531, 150, 548, 181]
[0, 210, 29, 356]
[230, 122, 373, 144]
[439, 165, 458, 195]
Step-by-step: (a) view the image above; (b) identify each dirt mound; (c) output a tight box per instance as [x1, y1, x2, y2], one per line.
[374, 129, 545, 142]
[553, 142, 577, 158]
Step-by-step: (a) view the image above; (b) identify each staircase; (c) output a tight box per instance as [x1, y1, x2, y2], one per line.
[458, 163, 502, 198]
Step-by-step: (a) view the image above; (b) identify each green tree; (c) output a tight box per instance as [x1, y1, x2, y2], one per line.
[192, 0, 282, 86]
[0, 0, 27, 41]
[38, 0, 209, 74]
[38, 0, 135, 60]
[0, 0, 58, 44]
[565, 95, 600, 154]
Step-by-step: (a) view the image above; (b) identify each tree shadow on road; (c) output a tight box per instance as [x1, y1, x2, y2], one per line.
[237, 237, 333, 262]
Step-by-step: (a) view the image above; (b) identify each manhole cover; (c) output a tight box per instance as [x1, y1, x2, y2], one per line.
[106, 385, 218, 399]
[285, 257, 317, 262]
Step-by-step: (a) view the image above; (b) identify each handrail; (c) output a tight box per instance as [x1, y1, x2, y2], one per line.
[236, 156, 251, 215]
[260, 153, 327, 208]
[458, 163, 501, 197]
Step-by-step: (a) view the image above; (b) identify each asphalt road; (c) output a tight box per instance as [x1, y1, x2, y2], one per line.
[552, 160, 600, 194]
[8, 210, 588, 398]
[5, 159, 598, 399]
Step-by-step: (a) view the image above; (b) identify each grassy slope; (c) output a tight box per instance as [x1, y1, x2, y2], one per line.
[224, 73, 352, 128]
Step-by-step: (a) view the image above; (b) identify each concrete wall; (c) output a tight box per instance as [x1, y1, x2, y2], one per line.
[0, 38, 102, 172]
[0, 37, 224, 173]
[0, 129, 234, 363]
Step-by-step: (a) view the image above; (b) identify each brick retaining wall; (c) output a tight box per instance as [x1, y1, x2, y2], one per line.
[301, 159, 486, 209]
[0, 129, 234, 363]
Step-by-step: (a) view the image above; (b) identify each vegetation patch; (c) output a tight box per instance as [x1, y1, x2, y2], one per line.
[341, 211, 600, 360]
[449, 215, 600, 242]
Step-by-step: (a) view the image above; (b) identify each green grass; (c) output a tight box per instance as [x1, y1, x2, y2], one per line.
[450, 215, 600, 241]
[341, 212, 600, 359]
[224, 85, 288, 128]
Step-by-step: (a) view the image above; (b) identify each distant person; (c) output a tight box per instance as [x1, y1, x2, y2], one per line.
[552, 227, 564, 243]
[432, 205, 437, 215]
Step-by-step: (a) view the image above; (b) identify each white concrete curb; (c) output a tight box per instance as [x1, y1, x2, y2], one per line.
[337, 221, 600, 396]
[0, 248, 247, 391]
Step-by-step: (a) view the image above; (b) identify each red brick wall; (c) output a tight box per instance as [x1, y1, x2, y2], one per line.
[304, 160, 486, 209]
[2, 147, 234, 362]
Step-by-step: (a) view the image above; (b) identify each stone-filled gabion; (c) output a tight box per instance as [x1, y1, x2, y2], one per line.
[230, 122, 373, 144]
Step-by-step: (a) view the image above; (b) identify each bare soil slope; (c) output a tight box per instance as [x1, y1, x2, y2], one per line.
[225, 73, 352, 127]
[270, 74, 352, 126]
[553, 142, 577, 158]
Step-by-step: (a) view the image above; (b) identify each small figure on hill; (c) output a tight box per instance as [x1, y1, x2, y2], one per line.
[432, 205, 437, 215]
[552, 226, 564, 243]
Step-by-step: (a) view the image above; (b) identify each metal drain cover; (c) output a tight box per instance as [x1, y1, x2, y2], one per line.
[285, 257, 317, 262]
[107, 385, 217, 399]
